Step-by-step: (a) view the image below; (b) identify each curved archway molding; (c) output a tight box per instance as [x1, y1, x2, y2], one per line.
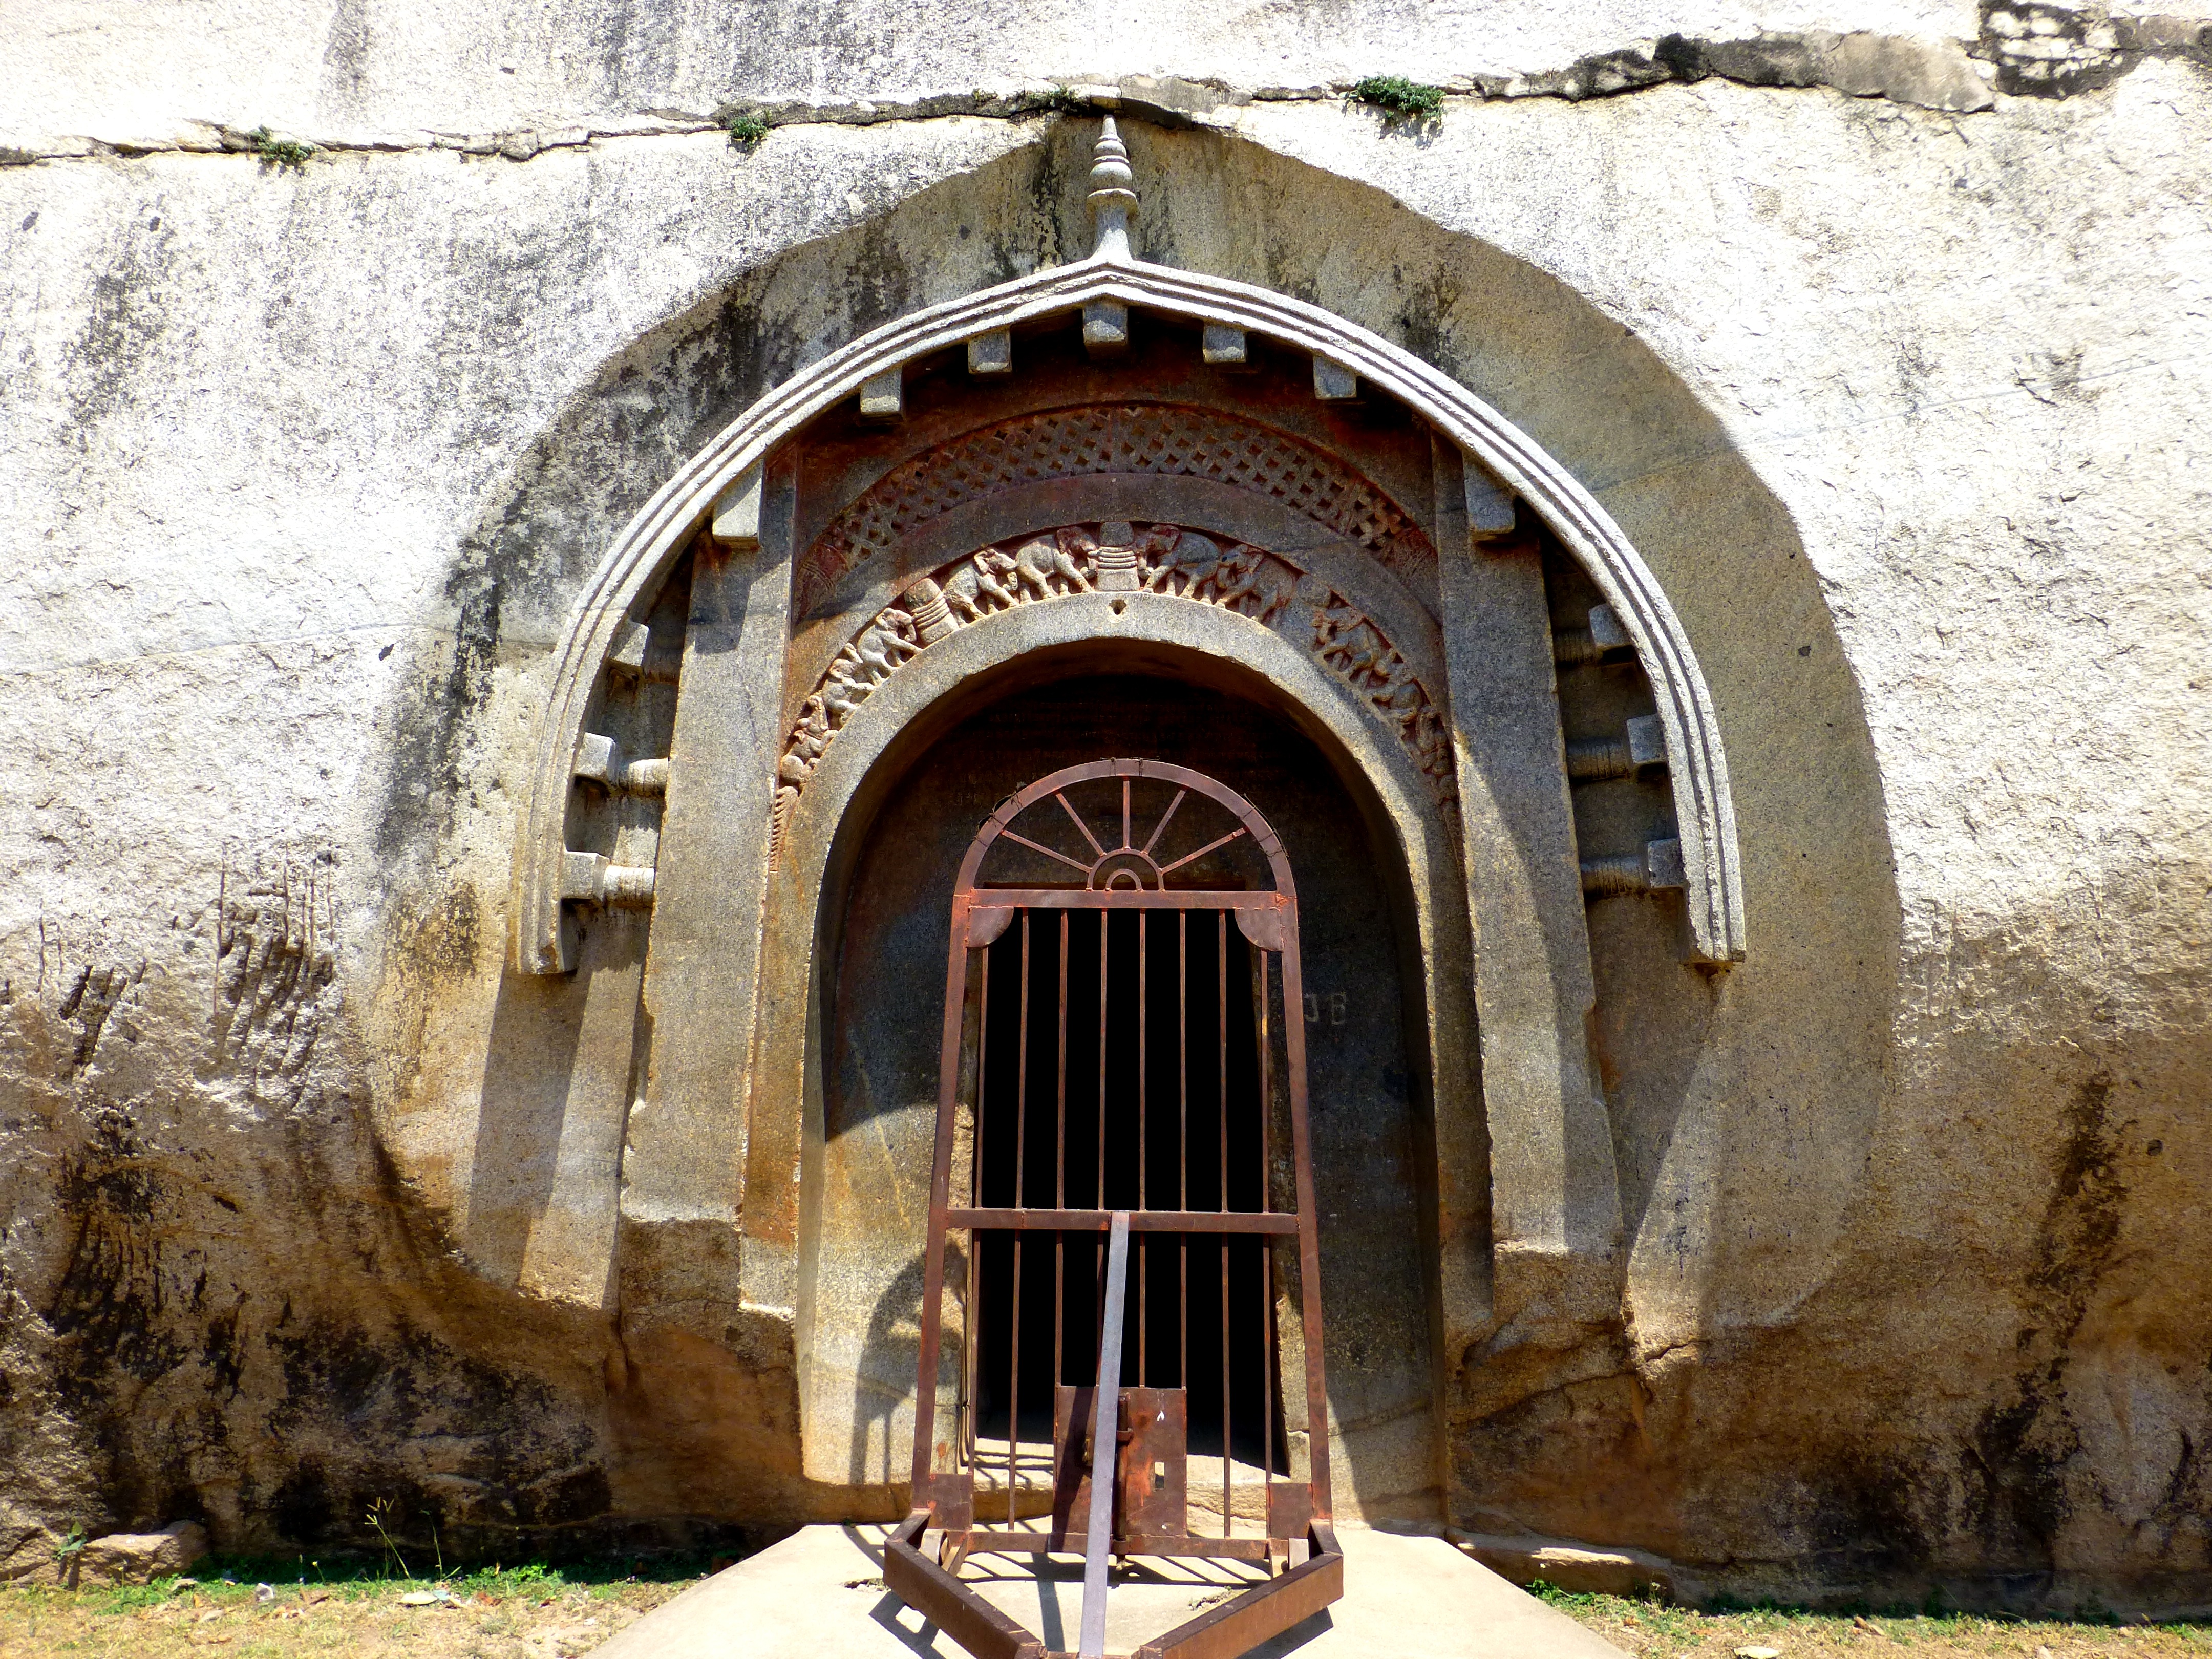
[511, 121, 1746, 981]
[756, 597, 1492, 1492]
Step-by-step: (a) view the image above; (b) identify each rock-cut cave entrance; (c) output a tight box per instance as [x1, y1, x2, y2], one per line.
[963, 783, 1282, 1483]
[821, 668, 1442, 1526]
[892, 750, 1344, 1652]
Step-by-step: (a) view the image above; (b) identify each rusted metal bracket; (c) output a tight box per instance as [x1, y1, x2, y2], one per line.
[884, 1511, 1044, 1659]
[1134, 1524, 1345, 1659]
[885, 1511, 1346, 1659]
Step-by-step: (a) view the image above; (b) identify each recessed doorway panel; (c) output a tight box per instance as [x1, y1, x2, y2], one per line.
[812, 673, 1439, 1526]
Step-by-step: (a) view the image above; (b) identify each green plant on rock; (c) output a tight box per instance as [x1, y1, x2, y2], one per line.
[1016, 84, 1086, 114]
[724, 110, 771, 151]
[1350, 75, 1446, 122]
[245, 125, 317, 168]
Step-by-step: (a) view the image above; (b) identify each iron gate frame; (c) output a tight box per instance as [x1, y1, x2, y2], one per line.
[887, 758, 1343, 1659]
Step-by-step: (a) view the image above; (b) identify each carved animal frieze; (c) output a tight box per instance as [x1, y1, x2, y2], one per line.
[769, 523, 1456, 867]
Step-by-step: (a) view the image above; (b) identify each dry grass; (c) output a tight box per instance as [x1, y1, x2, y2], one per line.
[6, 1561, 2211, 1657]
[1541, 1585, 2212, 1658]
[0, 1561, 697, 1659]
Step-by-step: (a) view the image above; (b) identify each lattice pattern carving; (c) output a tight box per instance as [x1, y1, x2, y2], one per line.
[771, 524, 1454, 869]
[793, 405, 1435, 617]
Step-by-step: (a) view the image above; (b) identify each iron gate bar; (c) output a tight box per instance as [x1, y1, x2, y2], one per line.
[961, 1532, 1275, 1563]
[1055, 910, 1070, 1450]
[1012, 912, 1033, 1524]
[946, 1210, 1296, 1233]
[1136, 1524, 1345, 1659]
[884, 1511, 1042, 1659]
[1276, 901, 1330, 1523]
[1135, 910, 1145, 1388]
[999, 828, 1093, 873]
[1177, 911, 1187, 1440]
[1143, 788, 1187, 854]
[903, 757, 1336, 1659]
[1217, 909, 1230, 1540]
[1158, 827, 1248, 875]
[884, 1515, 1347, 1659]
[1254, 950, 1275, 1511]
[1061, 790, 1110, 858]
[1099, 908, 1112, 1386]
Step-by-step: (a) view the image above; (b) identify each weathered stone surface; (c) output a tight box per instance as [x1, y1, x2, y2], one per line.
[1451, 1528, 1677, 1599]
[620, 464, 796, 1338]
[2, 1520, 209, 1589]
[1, 0, 2207, 1619]
[1436, 464, 1622, 1360]
[76, 1520, 208, 1586]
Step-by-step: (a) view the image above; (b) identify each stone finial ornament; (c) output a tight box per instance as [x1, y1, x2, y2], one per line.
[1087, 116, 1137, 262]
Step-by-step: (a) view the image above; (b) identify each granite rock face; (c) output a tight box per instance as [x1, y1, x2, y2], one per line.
[2, 0, 2208, 1617]
[76, 1521, 209, 1587]
[4, 1520, 207, 1589]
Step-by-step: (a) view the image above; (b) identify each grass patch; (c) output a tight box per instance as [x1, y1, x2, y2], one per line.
[1533, 1582, 2212, 1657]
[244, 126, 316, 168]
[0, 1552, 718, 1659]
[49, 1546, 725, 1611]
[1349, 75, 1446, 121]
[724, 110, 771, 150]
[1015, 84, 1088, 114]
[14, 1549, 2212, 1659]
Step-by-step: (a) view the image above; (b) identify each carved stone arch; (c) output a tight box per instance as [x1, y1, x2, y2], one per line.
[790, 465, 1447, 707]
[502, 133, 1725, 1494]
[353, 112, 1914, 1558]
[510, 137, 1747, 979]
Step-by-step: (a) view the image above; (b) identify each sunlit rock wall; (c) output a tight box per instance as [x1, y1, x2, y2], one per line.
[2, 0, 2206, 1611]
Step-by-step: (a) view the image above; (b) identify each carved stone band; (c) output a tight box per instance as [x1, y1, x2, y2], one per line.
[770, 522, 1456, 868]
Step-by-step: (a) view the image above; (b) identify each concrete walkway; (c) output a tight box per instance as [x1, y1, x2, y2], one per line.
[591, 1523, 1627, 1657]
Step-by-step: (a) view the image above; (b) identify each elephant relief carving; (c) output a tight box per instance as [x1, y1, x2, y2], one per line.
[769, 524, 1457, 867]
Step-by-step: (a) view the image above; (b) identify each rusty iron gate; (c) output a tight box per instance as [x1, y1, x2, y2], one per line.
[887, 758, 1342, 1659]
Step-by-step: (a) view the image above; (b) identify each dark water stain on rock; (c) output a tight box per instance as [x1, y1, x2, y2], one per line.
[60, 212, 176, 442]
[47, 1119, 178, 1385]
[1959, 1069, 2125, 1567]
[2027, 1070, 2125, 1329]
[271, 1457, 334, 1542]
[203, 1298, 250, 1401]
[388, 881, 483, 987]
[263, 1312, 607, 1542]
[1820, 1447, 1940, 1579]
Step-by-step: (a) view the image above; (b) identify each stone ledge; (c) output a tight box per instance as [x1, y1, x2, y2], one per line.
[1448, 1529, 1681, 1600]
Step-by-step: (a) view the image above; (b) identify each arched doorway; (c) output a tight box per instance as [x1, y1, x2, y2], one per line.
[887, 752, 1348, 1653]
[818, 672, 1440, 1528]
